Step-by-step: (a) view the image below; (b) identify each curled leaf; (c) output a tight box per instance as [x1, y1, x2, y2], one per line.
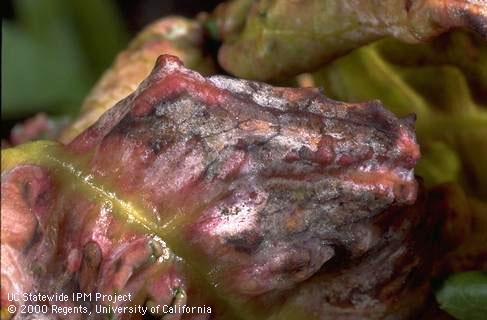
[2, 55, 435, 320]
[214, 0, 487, 80]
[60, 16, 215, 143]
[310, 31, 487, 198]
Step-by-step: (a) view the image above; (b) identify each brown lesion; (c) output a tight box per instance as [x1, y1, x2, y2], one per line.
[431, 0, 487, 38]
[79, 241, 102, 293]
[225, 232, 264, 254]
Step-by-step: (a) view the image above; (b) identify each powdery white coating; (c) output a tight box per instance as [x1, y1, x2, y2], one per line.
[209, 75, 291, 111]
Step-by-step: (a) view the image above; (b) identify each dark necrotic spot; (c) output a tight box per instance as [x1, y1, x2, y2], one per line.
[464, 12, 487, 38]
[405, 0, 413, 12]
[83, 241, 102, 268]
[316, 244, 351, 273]
[225, 232, 263, 254]
[22, 223, 41, 254]
[21, 181, 32, 207]
[112, 113, 137, 134]
[155, 101, 171, 117]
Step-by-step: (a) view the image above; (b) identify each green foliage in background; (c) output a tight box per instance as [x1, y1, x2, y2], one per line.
[1, 0, 128, 119]
[436, 271, 487, 320]
[311, 31, 487, 199]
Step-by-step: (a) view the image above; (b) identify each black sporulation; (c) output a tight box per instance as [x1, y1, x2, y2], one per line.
[225, 233, 263, 254]
[464, 11, 487, 39]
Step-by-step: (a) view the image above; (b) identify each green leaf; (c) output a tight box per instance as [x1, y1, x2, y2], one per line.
[1, 21, 90, 118]
[1, 0, 128, 119]
[416, 142, 460, 188]
[67, 0, 129, 75]
[436, 271, 487, 320]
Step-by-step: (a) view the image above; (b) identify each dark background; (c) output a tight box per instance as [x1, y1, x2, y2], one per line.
[2, 0, 223, 37]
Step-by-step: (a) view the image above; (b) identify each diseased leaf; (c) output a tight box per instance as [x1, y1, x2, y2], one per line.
[59, 16, 215, 143]
[310, 31, 487, 199]
[213, 0, 487, 80]
[2, 55, 433, 320]
[307, 31, 487, 273]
